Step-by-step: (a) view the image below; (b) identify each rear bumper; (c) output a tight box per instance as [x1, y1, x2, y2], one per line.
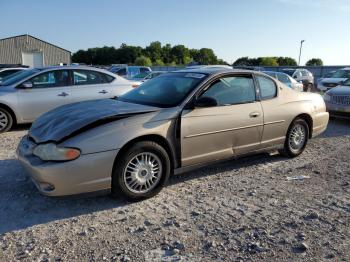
[16, 136, 118, 196]
[312, 112, 329, 138]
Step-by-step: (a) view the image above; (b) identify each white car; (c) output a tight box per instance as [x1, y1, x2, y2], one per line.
[0, 66, 133, 132]
[317, 68, 350, 91]
[282, 68, 314, 91]
[0, 67, 27, 82]
[263, 71, 304, 92]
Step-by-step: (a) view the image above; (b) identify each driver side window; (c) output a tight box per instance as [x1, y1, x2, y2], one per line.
[200, 75, 256, 106]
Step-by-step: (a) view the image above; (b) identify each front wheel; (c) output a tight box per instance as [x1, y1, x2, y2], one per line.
[112, 141, 171, 200]
[0, 108, 13, 133]
[280, 118, 309, 157]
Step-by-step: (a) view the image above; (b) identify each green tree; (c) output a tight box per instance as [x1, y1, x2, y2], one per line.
[161, 44, 172, 64]
[259, 57, 279, 66]
[233, 57, 254, 66]
[194, 48, 218, 65]
[144, 41, 162, 62]
[153, 59, 164, 66]
[277, 57, 297, 66]
[171, 45, 190, 65]
[134, 56, 152, 66]
[306, 58, 323, 66]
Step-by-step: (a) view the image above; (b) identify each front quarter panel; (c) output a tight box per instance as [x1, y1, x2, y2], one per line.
[61, 109, 179, 155]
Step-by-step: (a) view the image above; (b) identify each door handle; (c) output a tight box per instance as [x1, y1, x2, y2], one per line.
[249, 112, 260, 118]
[99, 90, 108, 94]
[57, 92, 69, 97]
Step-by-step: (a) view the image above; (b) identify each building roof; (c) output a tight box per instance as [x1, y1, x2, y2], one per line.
[0, 34, 71, 53]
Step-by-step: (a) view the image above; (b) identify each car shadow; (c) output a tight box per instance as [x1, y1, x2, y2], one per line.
[0, 151, 284, 234]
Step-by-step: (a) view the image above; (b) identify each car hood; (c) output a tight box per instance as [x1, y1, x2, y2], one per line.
[327, 86, 350, 96]
[29, 99, 160, 144]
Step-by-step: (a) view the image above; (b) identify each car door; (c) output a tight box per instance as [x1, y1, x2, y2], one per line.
[181, 74, 264, 167]
[255, 75, 288, 148]
[69, 69, 115, 103]
[17, 70, 72, 121]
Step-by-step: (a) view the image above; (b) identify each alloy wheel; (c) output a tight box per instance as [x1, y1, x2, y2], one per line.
[123, 152, 163, 194]
[288, 124, 306, 152]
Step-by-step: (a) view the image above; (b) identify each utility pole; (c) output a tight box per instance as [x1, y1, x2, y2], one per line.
[298, 40, 305, 66]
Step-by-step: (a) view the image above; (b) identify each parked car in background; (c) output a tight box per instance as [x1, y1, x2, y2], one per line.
[263, 71, 303, 92]
[108, 65, 152, 78]
[0, 67, 28, 82]
[323, 79, 350, 118]
[129, 71, 167, 88]
[185, 65, 232, 70]
[0, 66, 133, 132]
[17, 68, 328, 199]
[282, 68, 314, 91]
[317, 68, 350, 91]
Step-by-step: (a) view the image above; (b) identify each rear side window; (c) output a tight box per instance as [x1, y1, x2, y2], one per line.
[73, 70, 107, 85]
[102, 73, 115, 83]
[256, 75, 277, 99]
[201, 75, 256, 106]
[29, 70, 69, 88]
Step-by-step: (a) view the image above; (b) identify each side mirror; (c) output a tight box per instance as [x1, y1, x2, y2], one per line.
[193, 96, 218, 108]
[18, 81, 33, 89]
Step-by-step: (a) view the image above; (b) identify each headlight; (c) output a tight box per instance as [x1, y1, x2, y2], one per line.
[323, 93, 331, 102]
[33, 143, 80, 161]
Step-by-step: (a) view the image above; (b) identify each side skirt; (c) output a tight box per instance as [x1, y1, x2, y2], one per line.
[174, 144, 284, 175]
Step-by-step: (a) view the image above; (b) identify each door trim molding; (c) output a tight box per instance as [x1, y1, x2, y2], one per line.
[184, 123, 264, 139]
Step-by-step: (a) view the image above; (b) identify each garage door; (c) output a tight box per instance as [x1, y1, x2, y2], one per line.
[22, 52, 44, 68]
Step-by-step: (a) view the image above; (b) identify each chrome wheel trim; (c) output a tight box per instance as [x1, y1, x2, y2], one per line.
[288, 124, 306, 152]
[123, 152, 163, 194]
[0, 111, 9, 131]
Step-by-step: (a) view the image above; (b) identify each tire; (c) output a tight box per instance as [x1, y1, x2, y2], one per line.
[0, 108, 13, 133]
[304, 83, 313, 92]
[280, 118, 309, 158]
[112, 141, 171, 200]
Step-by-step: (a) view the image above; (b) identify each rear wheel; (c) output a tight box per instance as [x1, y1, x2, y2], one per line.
[0, 108, 13, 133]
[280, 118, 309, 157]
[112, 141, 171, 200]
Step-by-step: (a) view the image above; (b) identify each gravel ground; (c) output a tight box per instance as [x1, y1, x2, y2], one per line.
[0, 119, 349, 262]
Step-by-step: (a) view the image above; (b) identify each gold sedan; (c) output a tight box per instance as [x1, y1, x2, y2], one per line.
[17, 68, 329, 199]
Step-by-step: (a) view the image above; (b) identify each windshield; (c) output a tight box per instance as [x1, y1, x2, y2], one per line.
[329, 70, 350, 78]
[119, 72, 208, 107]
[0, 69, 40, 86]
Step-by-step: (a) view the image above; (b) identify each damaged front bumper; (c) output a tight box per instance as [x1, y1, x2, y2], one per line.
[16, 135, 118, 196]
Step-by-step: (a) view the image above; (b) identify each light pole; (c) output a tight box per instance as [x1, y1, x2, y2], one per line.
[298, 40, 305, 66]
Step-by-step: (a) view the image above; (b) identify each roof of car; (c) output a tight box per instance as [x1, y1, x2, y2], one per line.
[34, 65, 112, 72]
[174, 67, 258, 75]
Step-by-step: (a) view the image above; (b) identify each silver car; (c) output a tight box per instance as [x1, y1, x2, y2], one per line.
[17, 68, 329, 199]
[317, 68, 350, 91]
[0, 66, 133, 132]
[324, 79, 350, 118]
